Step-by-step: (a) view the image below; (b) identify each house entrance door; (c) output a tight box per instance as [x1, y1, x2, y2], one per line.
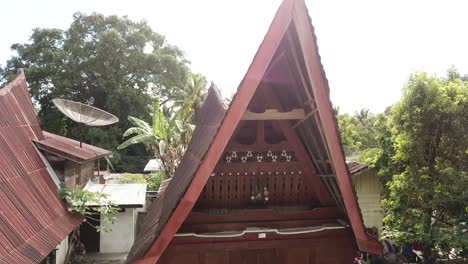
[80, 213, 100, 252]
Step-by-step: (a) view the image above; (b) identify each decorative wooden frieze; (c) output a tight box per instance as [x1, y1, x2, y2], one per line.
[222, 150, 296, 164]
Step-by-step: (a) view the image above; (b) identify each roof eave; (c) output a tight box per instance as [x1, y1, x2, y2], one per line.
[291, 0, 382, 255]
[33, 140, 110, 164]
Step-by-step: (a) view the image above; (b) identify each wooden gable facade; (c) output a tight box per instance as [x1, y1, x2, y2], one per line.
[127, 0, 383, 263]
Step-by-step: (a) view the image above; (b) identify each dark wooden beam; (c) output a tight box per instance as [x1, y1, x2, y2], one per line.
[261, 87, 333, 206]
[290, 108, 317, 129]
[185, 207, 343, 224]
[168, 228, 354, 250]
[179, 219, 341, 233]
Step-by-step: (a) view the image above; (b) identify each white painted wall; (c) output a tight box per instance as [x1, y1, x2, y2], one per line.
[100, 208, 136, 253]
[55, 236, 68, 264]
[352, 169, 383, 235]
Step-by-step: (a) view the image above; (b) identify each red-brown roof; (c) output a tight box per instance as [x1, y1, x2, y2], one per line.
[347, 161, 370, 176]
[126, 85, 228, 263]
[127, 0, 383, 262]
[34, 131, 111, 163]
[0, 73, 80, 263]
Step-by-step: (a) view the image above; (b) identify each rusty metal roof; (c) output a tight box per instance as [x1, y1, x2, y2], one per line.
[126, 85, 228, 263]
[0, 73, 81, 264]
[347, 161, 369, 176]
[34, 131, 111, 163]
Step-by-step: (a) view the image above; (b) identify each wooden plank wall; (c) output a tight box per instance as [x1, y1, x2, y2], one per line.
[159, 236, 356, 264]
[352, 169, 383, 235]
[197, 170, 314, 209]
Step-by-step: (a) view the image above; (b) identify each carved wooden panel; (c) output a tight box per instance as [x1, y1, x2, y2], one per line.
[197, 164, 317, 210]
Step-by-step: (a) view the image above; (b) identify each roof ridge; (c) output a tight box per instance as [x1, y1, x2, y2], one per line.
[0, 70, 25, 95]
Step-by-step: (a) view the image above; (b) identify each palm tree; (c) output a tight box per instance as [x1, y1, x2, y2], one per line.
[118, 73, 208, 177]
[118, 100, 182, 178]
[171, 72, 207, 124]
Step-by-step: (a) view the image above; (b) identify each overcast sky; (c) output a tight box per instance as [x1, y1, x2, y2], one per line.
[1, 0, 467, 113]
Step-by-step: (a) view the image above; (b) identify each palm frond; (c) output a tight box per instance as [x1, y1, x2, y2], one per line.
[152, 99, 168, 139]
[122, 127, 147, 138]
[127, 116, 151, 133]
[117, 134, 157, 150]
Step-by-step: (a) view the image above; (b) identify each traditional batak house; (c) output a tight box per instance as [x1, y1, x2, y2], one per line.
[0, 73, 81, 264]
[127, 0, 383, 263]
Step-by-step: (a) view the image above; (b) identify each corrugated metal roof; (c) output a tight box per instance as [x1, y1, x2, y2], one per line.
[347, 161, 369, 176]
[0, 72, 81, 264]
[34, 131, 111, 163]
[126, 85, 227, 263]
[84, 181, 146, 207]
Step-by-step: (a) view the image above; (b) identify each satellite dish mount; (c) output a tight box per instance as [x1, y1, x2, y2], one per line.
[53, 98, 119, 148]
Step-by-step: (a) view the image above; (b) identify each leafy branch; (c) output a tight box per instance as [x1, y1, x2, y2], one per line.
[59, 187, 119, 232]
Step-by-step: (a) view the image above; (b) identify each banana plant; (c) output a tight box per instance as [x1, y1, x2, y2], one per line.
[118, 99, 181, 178]
[118, 72, 207, 178]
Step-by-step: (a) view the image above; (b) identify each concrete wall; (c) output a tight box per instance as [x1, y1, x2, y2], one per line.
[100, 208, 136, 253]
[55, 236, 68, 264]
[352, 169, 383, 235]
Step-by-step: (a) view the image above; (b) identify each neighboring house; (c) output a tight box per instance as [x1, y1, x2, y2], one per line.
[348, 161, 383, 237]
[34, 131, 112, 188]
[0, 73, 80, 264]
[144, 159, 162, 173]
[126, 0, 383, 263]
[82, 182, 147, 254]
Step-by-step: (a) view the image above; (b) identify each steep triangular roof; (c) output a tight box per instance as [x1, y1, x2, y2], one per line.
[127, 0, 382, 262]
[0, 73, 81, 263]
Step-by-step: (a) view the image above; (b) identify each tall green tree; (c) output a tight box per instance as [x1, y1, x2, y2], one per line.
[337, 108, 377, 159]
[0, 13, 190, 171]
[365, 70, 468, 261]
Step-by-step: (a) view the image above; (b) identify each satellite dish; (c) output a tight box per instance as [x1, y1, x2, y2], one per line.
[53, 98, 119, 147]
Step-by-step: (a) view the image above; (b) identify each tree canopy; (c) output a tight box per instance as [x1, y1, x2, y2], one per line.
[364, 70, 468, 260]
[337, 108, 378, 159]
[0, 12, 193, 171]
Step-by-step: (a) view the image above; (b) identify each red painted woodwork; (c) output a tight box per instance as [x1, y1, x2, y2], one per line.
[180, 208, 344, 233]
[133, 0, 384, 262]
[197, 167, 316, 209]
[185, 207, 343, 224]
[290, 1, 382, 253]
[159, 230, 356, 264]
[137, 1, 296, 263]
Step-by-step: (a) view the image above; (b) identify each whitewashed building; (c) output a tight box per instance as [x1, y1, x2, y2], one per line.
[82, 182, 147, 253]
[348, 161, 383, 237]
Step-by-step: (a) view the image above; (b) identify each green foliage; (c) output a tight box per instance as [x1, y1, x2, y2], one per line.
[59, 187, 118, 232]
[365, 70, 468, 259]
[337, 108, 377, 159]
[118, 74, 206, 178]
[170, 73, 208, 124]
[0, 12, 190, 172]
[117, 174, 147, 184]
[117, 173, 163, 191]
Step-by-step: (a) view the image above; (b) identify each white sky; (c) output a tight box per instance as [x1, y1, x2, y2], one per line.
[1, 0, 468, 114]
